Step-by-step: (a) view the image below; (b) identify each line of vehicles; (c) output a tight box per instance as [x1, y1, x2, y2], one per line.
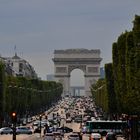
[42, 96, 127, 140]
[0, 126, 32, 135]
[0, 96, 130, 140]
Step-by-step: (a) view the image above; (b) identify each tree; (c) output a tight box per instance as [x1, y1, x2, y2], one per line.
[0, 61, 5, 126]
[105, 63, 117, 118]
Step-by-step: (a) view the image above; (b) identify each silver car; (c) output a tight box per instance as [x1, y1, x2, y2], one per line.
[0, 127, 13, 134]
[16, 126, 32, 134]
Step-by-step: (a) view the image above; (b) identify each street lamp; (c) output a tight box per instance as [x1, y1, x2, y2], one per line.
[39, 115, 42, 137]
[11, 112, 17, 140]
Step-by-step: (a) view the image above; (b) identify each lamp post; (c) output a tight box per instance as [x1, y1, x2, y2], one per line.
[129, 115, 139, 140]
[11, 112, 17, 140]
[39, 115, 42, 137]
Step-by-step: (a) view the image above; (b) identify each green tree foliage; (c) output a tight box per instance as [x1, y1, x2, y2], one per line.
[113, 33, 128, 113]
[91, 79, 108, 112]
[0, 69, 63, 124]
[105, 63, 117, 114]
[0, 61, 5, 126]
[91, 15, 140, 117]
[112, 15, 140, 114]
[112, 42, 121, 111]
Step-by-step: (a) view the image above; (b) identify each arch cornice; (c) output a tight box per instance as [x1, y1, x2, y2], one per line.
[84, 74, 100, 77]
[52, 58, 102, 63]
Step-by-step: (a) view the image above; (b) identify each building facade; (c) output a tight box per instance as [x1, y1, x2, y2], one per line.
[2, 53, 37, 79]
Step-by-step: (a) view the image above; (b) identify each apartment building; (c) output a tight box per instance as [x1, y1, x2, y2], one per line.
[1, 53, 38, 79]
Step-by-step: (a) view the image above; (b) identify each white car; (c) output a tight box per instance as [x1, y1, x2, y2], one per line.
[66, 118, 72, 123]
[90, 133, 102, 140]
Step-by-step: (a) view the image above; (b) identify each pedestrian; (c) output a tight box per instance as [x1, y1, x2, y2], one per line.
[80, 133, 82, 140]
[58, 120, 60, 127]
[44, 124, 49, 135]
[78, 132, 82, 140]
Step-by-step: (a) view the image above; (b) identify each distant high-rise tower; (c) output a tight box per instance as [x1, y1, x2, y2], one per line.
[46, 74, 55, 81]
[100, 67, 105, 78]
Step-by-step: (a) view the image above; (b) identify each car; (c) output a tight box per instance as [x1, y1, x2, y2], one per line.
[34, 126, 41, 133]
[106, 132, 116, 140]
[16, 126, 32, 134]
[57, 126, 73, 133]
[66, 118, 72, 123]
[74, 116, 82, 123]
[0, 127, 13, 135]
[53, 132, 63, 140]
[48, 117, 54, 122]
[33, 120, 40, 126]
[44, 133, 55, 140]
[90, 133, 102, 140]
[68, 132, 80, 140]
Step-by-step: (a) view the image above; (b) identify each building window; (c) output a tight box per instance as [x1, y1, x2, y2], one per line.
[19, 63, 23, 72]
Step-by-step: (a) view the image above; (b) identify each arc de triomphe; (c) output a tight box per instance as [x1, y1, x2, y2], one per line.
[52, 49, 102, 97]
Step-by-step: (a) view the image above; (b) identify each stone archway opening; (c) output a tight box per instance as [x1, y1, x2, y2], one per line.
[70, 69, 85, 97]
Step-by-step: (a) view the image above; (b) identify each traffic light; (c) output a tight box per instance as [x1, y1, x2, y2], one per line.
[11, 112, 17, 123]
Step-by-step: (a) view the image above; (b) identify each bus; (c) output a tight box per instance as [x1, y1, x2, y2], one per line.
[85, 120, 127, 136]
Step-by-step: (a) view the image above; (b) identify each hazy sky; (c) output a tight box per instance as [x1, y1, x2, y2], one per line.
[0, 0, 140, 84]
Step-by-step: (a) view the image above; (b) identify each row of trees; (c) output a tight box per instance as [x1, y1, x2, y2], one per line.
[112, 15, 140, 115]
[91, 15, 140, 117]
[0, 61, 63, 126]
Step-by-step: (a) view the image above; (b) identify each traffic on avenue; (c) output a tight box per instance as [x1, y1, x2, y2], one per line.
[0, 96, 127, 140]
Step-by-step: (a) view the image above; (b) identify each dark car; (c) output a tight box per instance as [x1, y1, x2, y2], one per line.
[68, 132, 80, 140]
[34, 127, 41, 133]
[57, 126, 73, 133]
[106, 132, 116, 140]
